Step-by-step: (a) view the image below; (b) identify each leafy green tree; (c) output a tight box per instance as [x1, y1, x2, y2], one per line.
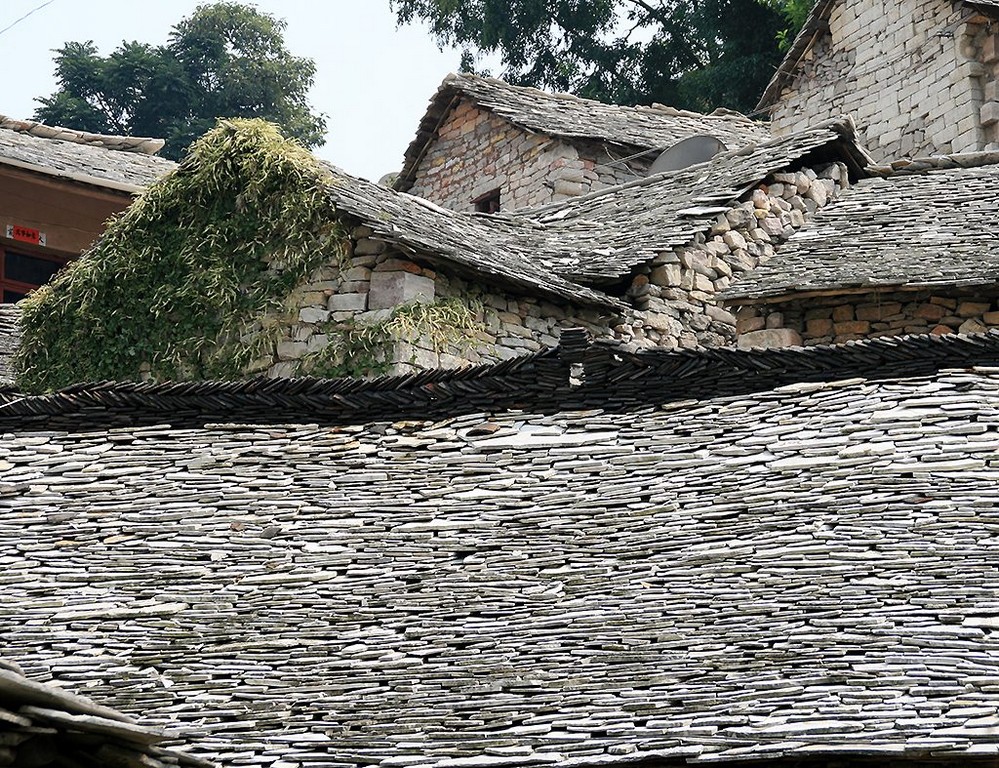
[391, 0, 815, 113]
[34, 2, 326, 160]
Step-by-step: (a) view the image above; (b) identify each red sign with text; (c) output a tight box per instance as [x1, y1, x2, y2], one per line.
[5, 225, 46, 247]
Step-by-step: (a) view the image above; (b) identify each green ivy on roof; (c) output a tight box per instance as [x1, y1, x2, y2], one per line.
[15, 119, 346, 392]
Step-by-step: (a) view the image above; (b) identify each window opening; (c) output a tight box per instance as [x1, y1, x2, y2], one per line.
[473, 188, 501, 214]
[0, 245, 69, 303]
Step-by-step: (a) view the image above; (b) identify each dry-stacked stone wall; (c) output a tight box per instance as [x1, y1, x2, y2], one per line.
[770, 0, 996, 159]
[239, 225, 606, 379]
[621, 163, 848, 350]
[406, 99, 647, 211]
[234, 161, 848, 378]
[734, 289, 999, 348]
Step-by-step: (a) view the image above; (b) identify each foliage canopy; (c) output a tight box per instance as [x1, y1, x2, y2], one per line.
[15, 120, 344, 392]
[391, 0, 816, 114]
[34, 2, 326, 160]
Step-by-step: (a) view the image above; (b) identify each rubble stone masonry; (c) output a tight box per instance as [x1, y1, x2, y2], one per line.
[734, 289, 999, 348]
[770, 0, 999, 160]
[239, 162, 847, 378]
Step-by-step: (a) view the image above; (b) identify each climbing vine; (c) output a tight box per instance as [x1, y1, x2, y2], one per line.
[15, 119, 347, 392]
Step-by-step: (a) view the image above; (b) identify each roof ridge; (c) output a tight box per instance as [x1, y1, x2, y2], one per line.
[449, 71, 757, 124]
[5, 330, 999, 430]
[0, 115, 166, 155]
[868, 149, 999, 176]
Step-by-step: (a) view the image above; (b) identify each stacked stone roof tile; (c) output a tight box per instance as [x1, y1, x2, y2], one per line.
[397, 73, 772, 192]
[328, 118, 866, 302]
[720, 154, 999, 302]
[523, 116, 869, 284]
[0, 115, 175, 191]
[4, 333, 999, 766]
[324, 167, 621, 309]
[0, 659, 209, 767]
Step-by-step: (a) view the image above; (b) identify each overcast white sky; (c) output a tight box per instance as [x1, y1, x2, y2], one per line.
[1, 0, 471, 181]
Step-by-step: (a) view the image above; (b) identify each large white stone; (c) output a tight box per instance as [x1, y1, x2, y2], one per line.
[368, 271, 435, 310]
[737, 328, 802, 350]
[981, 101, 999, 126]
[299, 307, 331, 324]
[327, 293, 368, 312]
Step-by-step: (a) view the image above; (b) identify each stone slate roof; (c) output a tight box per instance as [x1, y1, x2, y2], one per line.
[719, 153, 999, 302]
[331, 119, 867, 303]
[397, 73, 772, 192]
[523, 117, 870, 285]
[0, 658, 209, 767]
[757, 0, 999, 110]
[325, 167, 623, 310]
[5, 332, 999, 766]
[0, 116, 175, 192]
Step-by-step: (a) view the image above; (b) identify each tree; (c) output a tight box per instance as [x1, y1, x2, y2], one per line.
[391, 0, 815, 114]
[34, 2, 326, 160]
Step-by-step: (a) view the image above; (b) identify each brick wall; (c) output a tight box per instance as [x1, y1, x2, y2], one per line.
[732, 289, 999, 348]
[405, 99, 651, 211]
[770, 0, 997, 160]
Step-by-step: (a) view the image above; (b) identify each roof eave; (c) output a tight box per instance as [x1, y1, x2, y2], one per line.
[756, 0, 837, 112]
[0, 156, 146, 194]
[394, 77, 464, 193]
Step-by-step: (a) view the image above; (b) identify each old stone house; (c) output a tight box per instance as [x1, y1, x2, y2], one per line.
[720, 149, 999, 348]
[395, 73, 771, 211]
[0, 116, 174, 303]
[8, 59, 999, 768]
[8, 117, 868, 388]
[758, 0, 999, 160]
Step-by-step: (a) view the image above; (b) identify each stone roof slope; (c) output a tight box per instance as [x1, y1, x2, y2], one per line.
[720, 152, 999, 302]
[316, 119, 865, 307]
[0, 115, 175, 192]
[758, 0, 999, 110]
[397, 72, 772, 192]
[5, 332, 999, 766]
[523, 116, 871, 285]
[323, 165, 622, 309]
[0, 658, 209, 767]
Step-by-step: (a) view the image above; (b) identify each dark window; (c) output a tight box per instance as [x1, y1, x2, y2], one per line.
[473, 188, 501, 214]
[0, 246, 69, 303]
[6, 251, 63, 286]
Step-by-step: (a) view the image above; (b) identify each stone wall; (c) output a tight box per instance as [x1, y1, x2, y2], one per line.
[239, 225, 608, 379]
[405, 99, 650, 211]
[770, 0, 998, 160]
[733, 289, 999, 348]
[237, 162, 847, 378]
[622, 163, 849, 349]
